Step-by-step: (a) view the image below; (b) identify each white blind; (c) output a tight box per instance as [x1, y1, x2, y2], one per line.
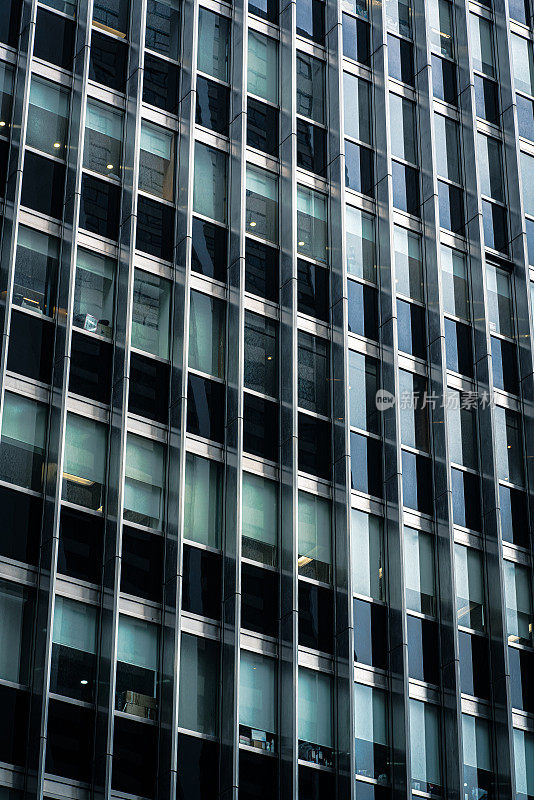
[29, 76, 68, 116]
[242, 472, 278, 546]
[64, 414, 107, 483]
[298, 667, 332, 747]
[77, 247, 114, 280]
[239, 650, 276, 733]
[85, 99, 122, 139]
[354, 683, 387, 745]
[462, 714, 491, 771]
[184, 453, 222, 547]
[297, 187, 326, 222]
[246, 165, 277, 201]
[140, 121, 172, 160]
[117, 615, 159, 670]
[2, 392, 46, 450]
[53, 596, 97, 654]
[410, 700, 441, 786]
[18, 225, 59, 259]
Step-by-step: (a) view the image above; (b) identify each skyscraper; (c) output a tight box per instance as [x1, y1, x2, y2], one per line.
[0, 0, 532, 797]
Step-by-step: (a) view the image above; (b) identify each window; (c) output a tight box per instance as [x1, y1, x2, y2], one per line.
[392, 160, 419, 215]
[455, 545, 485, 631]
[477, 135, 504, 203]
[62, 414, 107, 509]
[297, 186, 327, 263]
[298, 332, 329, 416]
[197, 76, 230, 136]
[434, 114, 460, 184]
[404, 527, 435, 615]
[447, 389, 477, 470]
[83, 99, 122, 179]
[0, 395, 46, 492]
[136, 194, 175, 261]
[239, 651, 277, 751]
[351, 509, 384, 601]
[26, 77, 69, 157]
[192, 218, 227, 283]
[486, 263, 513, 337]
[494, 407, 524, 486]
[298, 491, 331, 582]
[248, 31, 278, 104]
[503, 561, 532, 646]
[139, 122, 174, 201]
[429, 0, 453, 57]
[143, 53, 180, 113]
[342, 11, 371, 65]
[343, 73, 371, 144]
[394, 226, 423, 301]
[245, 239, 279, 302]
[346, 206, 375, 281]
[116, 615, 159, 718]
[296, 0, 325, 44]
[246, 165, 278, 243]
[244, 312, 278, 398]
[296, 53, 325, 125]
[462, 715, 492, 799]
[197, 8, 229, 81]
[399, 371, 429, 451]
[386, 0, 411, 36]
[0, 579, 33, 684]
[345, 140, 374, 196]
[0, 61, 14, 131]
[124, 434, 165, 529]
[354, 683, 389, 783]
[389, 94, 416, 164]
[188, 290, 225, 378]
[470, 14, 494, 77]
[131, 270, 171, 359]
[73, 248, 114, 337]
[248, 97, 279, 157]
[184, 453, 222, 548]
[511, 33, 534, 96]
[298, 668, 333, 766]
[242, 472, 278, 566]
[520, 152, 534, 217]
[348, 351, 379, 434]
[441, 246, 469, 319]
[93, 0, 129, 36]
[387, 34, 414, 86]
[13, 225, 59, 317]
[145, 0, 180, 60]
[514, 729, 534, 800]
[178, 633, 218, 736]
[410, 700, 441, 794]
[193, 142, 227, 224]
[51, 597, 97, 702]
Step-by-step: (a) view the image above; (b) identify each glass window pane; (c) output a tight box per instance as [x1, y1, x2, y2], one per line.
[184, 453, 222, 548]
[386, 0, 412, 36]
[131, 269, 171, 359]
[188, 290, 225, 378]
[486, 263, 513, 337]
[429, 0, 453, 57]
[145, 0, 180, 59]
[248, 31, 278, 104]
[454, 544, 485, 631]
[389, 94, 416, 164]
[348, 351, 379, 434]
[93, 0, 130, 36]
[394, 225, 423, 300]
[346, 205, 376, 281]
[354, 683, 388, 782]
[244, 312, 278, 397]
[0, 392, 47, 491]
[447, 389, 477, 470]
[124, 434, 165, 530]
[298, 667, 333, 749]
[83, 99, 122, 179]
[470, 14, 494, 77]
[494, 407, 524, 486]
[53, 596, 97, 653]
[399, 371, 429, 451]
[13, 225, 59, 317]
[351, 509, 384, 601]
[511, 33, 534, 95]
[298, 491, 331, 582]
[240, 650, 277, 744]
[246, 164, 278, 243]
[74, 247, 115, 337]
[410, 700, 441, 793]
[514, 728, 534, 799]
[477, 134, 503, 202]
[520, 151, 534, 217]
[296, 53, 325, 124]
[193, 142, 227, 224]
[462, 714, 492, 797]
[0, 579, 33, 684]
[178, 633, 218, 736]
[343, 73, 371, 144]
[63, 414, 107, 509]
[197, 8, 229, 81]
[139, 121, 174, 201]
[404, 527, 435, 615]
[434, 114, 460, 183]
[297, 186, 327, 263]
[26, 76, 69, 157]
[116, 614, 159, 712]
[298, 331, 329, 415]
[503, 560, 532, 645]
[242, 472, 278, 566]
[441, 245, 469, 319]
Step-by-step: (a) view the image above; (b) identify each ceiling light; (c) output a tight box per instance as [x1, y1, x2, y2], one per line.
[106, 163, 114, 170]
[249, 220, 256, 227]
[53, 142, 61, 149]
[0, 121, 5, 127]
[80, 679, 88, 685]
[298, 241, 305, 246]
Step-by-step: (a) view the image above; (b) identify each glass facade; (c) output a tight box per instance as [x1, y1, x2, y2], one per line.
[0, 0, 532, 798]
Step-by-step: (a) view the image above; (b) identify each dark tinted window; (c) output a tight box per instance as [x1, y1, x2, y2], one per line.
[298, 413, 331, 479]
[298, 259, 329, 321]
[196, 76, 230, 136]
[192, 217, 227, 282]
[438, 181, 464, 235]
[0, 486, 41, 565]
[69, 331, 112, 404]
[21, 152, 65, 219]
[34, 8, 75, 70]
[112, 717, 158, 798]
[143, 53, 180, 113]
[353, 598, 388, 669]
[0, 686, 30, 767]
[451, 468, 481, 531]
[136, 195, 175, 261]
[121, 527, 163, 602]
[177, 734, 219, 800]
[187, 374, 225, 443]
[342, 14, 370, 65]
[458, 631, 490, 699]
[402, 451, 433, 514]
[499, 485, 529, 548]
[243, 394, 279, 461]
[0, 0, 22, 48]
[345, 140, 374, 196]
[444, 318, 473, 377]
[482, 200, 508, 254]
[247, 98, 279, 157]
[474, 75, 499, 125]
[241, 562, 279, 637]
[517, 93, 534, 141]
[509, 646, 534, 712]
[46, 700, 94, 781]
[240, 749, 278, 800]
[296, 0, 325, 44]
[491, 337, 519, 394]
[80, 174, 121, 240]
[297, 119, 326, 176]
[128, 352, 170, 424]
[396, 299, 426, 359]
[347, 281, 379, 341]
[407, 615, 440, 684]
[298, 581, 334, 653]
[182, 544, 221, 620]
[350, 432, 382, 497]
[245, 238, 279, 302]
[392, 161, 419, 216]
[8, 310, 54, 384]
[432, 55, 457, 106]
[58, 507, 104, 584]
[387, 34, 414, 85]
[89, 31, 128, 92]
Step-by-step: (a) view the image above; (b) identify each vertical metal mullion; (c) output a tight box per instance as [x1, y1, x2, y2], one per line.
[279, 0, 297, 796]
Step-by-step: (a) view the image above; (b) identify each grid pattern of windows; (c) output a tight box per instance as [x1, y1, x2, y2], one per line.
[0, 0, 532, 798]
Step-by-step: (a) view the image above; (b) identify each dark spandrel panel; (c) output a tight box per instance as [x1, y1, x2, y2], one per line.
[458, 631, 490, 700]
[143, 53, 180, 113]
[247, 98, 279, 157]
[121, 526, 163, 603]
[0, 439, 44, 493]
[298, 259, 329, 322]
[177, 734, 219, 800]
[351, 784, 392, 800]
[249, 0, 278, 21]
[0, 138, 9, 197]
[8, 310, 54, 384]
[298, 413, 331, 479]
[241, 562, 279, 637]
[499, 485, 529, 548]
[136, 194, 175, 261]
[345, 140, 374, 197]
[245, 237, 279, 302]
[396, 299, 426, 359]
[34, 8, 75, 70]
[517, 93, 534, 141]
[0, 686, 30, 767]
[387, 34, 414, 86]
[438, 181, 464, 235]
[392, 161, 419, 216]
[182, 544, 222, 620]
[58, 507, 104, 584]
[50, 644, 96, 703]
[21, 152, 65, 219]
[0, 0, 22, 47]
[89, 31, 128, 92]
[342, 13, 370, 65]
[243, 393, 279, 462]
[80, 174, 120, 240]
[491, 337, 519, 395]
[112, 717, 158, 798]
[451, 468, 481, 531]
[353, 598, 388, 669]
[474, 75, 499, 125]
[240, 749, 278, 800]
[93, 0, 130, 37]
[402, 451, 433, 515]
[0, 486, 41, 565]
[509, 646, 534, 713]
[298, 581, 334, 653]
[46, 700, 94, 782]
[296, 0, 325, 44]
[196, 75, 230, 136]
[432, 55, 457, 106]
[407, 615, 440, 685]
[128, 352, 169, 424]
[482, 200, 508, 254]
[347, 280, 378, 341]
[187, 373, 225, 444]
[350, 432, 382, 498]
[297, 119, 326, 176]
[69, 331, 112, 404]
[299, 767, 336, 800]
[444, 318, 473, 377]
[191, 217, 227, 282]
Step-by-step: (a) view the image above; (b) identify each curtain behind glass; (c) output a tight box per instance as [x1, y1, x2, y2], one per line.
[2, 392, 47, 450]
[53, 596, 97, 654]
[184, 453, 222, 548]
[117, 615, 159, 670]
[64, 414, 107, 483]
[242, 472, 278, 546]
[178, 633, 218, 736]
[124, 434, 165, 526]
[240, 650, 276, 733]
[298, 667, 332, 747]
